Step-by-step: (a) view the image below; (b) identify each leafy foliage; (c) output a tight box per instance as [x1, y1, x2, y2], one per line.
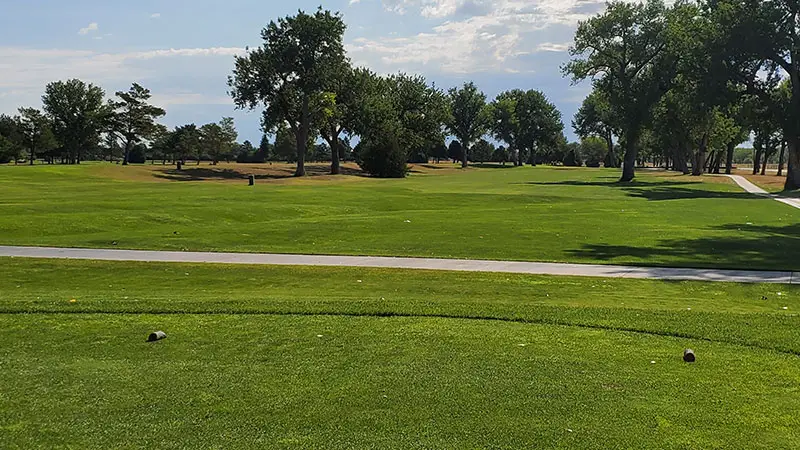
[564, 0, 673, 181]
[108, 83, 166, 165]
[42, 79, 108, 164]
[357, 129, 407, 178]
[229, 8, 348, 176]
[446, 82, 490, 167]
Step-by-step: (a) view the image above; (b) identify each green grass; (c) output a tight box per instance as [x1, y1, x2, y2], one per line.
[2, 258, 799, 448]
[1, 163, 798, 270]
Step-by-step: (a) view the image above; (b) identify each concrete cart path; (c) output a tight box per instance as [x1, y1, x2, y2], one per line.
[0, 245, 796, 285]
[724, 174, 800, 210]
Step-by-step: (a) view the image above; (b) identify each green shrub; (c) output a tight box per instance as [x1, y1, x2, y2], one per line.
[357, 131, 408, 178]
[581, 136, 607, 168]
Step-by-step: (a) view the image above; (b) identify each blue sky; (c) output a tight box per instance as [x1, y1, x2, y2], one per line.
[0, 0, 614, 144]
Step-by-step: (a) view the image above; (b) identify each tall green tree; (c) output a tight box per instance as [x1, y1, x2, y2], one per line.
[708, 0, 800, 189]
[258, 134, 273, 161]
[0, 114, 23, 164]
[273, 124, 298, 163]
[489, 90, 523, 166]
[200, 118, 238, 165]
[564, 0, 673, 181]
[316, 65, 369, 174]
[446, 82, 490, 168]
[16, 108, 57, 165]
[516, 90, 564, 165]
[229, 8, 347, 177]
[173, 124, 200, 165]
[573, 90, 618, 167]
[42, 79, 107, 164]
[470, 139, 495, 164]
[108, 83, 166, 165]
[385, 73, 448, 159]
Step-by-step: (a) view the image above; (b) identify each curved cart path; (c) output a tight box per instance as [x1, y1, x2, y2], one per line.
[724, 174, 800, 210]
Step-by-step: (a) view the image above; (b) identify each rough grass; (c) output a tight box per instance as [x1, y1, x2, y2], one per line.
[1, 258, 799, 448]
[1, 163, 798, 271]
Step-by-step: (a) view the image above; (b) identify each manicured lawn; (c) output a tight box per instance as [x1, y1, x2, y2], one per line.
[1, 163, 798, 270]
[1, 258, 799, 448]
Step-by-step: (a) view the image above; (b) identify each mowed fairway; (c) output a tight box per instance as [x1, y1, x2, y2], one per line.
[1, 259, 799, 448]
[1, 164, 799, 448]
[0, 163, 798, 270]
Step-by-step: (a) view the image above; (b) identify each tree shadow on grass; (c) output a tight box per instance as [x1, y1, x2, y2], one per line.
[522, 179, 697, 188]
[471, 163, 519, 169]
[152, 166, 364, 182]
[568, 223, 800, 271]
[521, 180, 762, 201]
[623, 187, 759, 201]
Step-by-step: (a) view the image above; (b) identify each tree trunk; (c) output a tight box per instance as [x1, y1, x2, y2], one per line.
[753, 147, 762, 175]
[330, 138, 341, 174]
[122, 140, 131, 166]
[294, 97, 310, 177]
[461, 144, 469, 168]
[725, 141, 735, 175]
[713, 151, 722, 174]
[29, 147, 34, 165]
[620, 135, 638, 182]
[692, 134, 708, 176]
[603, 133, 616, 168]
[778, 140, 786, 177]
[785, 137, 800, 190]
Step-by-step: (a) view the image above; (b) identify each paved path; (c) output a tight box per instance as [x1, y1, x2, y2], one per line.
[0, 246, 796, 285]
[724, 175, 800, 210]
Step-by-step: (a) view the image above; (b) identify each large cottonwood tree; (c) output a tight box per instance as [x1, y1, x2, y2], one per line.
[229, 9, 347, 177]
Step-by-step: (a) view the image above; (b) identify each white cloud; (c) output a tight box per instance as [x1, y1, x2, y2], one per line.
[150, 13, 161, 19]
[347, 0, 606, 74]
[78, 22, 99, 35]
[537, 42, 570, 52]
[349, 0, 361, 4]
[0, 47, 245, 93]
[0, 46, 249, 125]
[351, 0, 674, 74]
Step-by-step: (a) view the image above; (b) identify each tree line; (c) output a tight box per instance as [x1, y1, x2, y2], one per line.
[0, 8, 571, 176]
[564, 0, 800, 190]
[6, 2, 797, 189]
[227, 8, 570, 178]
[0, 79, 245, 167]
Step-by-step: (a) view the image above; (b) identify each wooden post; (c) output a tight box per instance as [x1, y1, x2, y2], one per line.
[249, 175, 255, 186]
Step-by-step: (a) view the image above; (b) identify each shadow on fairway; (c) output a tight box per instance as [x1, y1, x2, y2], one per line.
[471, 163, 519, 169]
[522, 180, 761, 201]
[152, 166, 364, 181]
[568, 223, 800, 271]
[623, 187, 759, 201]
[522, 179, 696, 188]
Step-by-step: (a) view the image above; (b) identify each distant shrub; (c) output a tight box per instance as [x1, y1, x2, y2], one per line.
[563, 145, 583, 167]
[357, 130, 408, 178]
[581, 137, 607, 168]
[127, 144, 147, 164]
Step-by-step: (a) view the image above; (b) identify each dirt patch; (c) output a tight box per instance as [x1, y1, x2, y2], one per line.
[89, 161, 473, 184]
[732, 169, 790, 193]
[89, 162, 367, 184]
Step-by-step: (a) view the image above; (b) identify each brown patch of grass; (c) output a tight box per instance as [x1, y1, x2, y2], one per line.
[732, 169, 789, 193]
[88, 161, 475, 184]
[89, 162, 368, 184]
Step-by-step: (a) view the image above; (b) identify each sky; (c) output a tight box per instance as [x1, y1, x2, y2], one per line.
[0, 0, 614, 144]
